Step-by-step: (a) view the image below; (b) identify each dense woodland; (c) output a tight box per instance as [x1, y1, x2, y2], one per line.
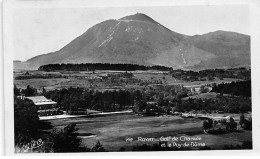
[170, 68, 250, 81]
[14, 81, 251, 114]
[211, 80, 251, 97]
[179, 96, 251, 113]
[14, 85, 188, 112]
[38, 63, 173, 72]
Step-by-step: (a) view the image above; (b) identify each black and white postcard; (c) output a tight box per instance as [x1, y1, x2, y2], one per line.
[3, 0, 260, 155]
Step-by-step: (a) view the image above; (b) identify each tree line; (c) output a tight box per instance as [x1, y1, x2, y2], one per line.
[44, 87, 135, 112]
[14, 84, 190, 113]
[38, 63, 173, 72]
[170, 68, 250, 82]
[15, 83, 251, 115]
[178, 96, 251, 113]
[15, 74, 66, 80]
[211, 80, 251, 97]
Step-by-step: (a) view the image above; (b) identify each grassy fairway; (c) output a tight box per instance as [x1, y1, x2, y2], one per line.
[47, 114, 252, 151]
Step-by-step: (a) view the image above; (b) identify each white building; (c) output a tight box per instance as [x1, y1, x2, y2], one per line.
[25, 96, 58, 116]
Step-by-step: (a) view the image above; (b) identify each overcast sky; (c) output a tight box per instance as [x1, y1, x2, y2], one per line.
[11, 5, 249, 61]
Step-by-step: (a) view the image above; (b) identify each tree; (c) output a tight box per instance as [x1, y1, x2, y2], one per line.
[42, 87, 46, 95]
[200, 85, 208, 93]
[14, 97, 40, 145]
[203, 119, 213, 133]
[240, 116, 252, 130]
[22, 85, 37, 96]
[137, 99, 147, 112]
[14, 85, 20, 96]
[239, 104, 249, 113]
[239, 114, 245, 126]
[213, 120, 218, 130]
[91, 141, 106, 152]
[49, 123, 88, 152]
[226, 117, 237, 132]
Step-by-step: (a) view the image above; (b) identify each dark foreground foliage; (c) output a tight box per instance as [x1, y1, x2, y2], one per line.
[14, 97, 106, 153]
[239, 114, 252, 130]
[14, 97, 40, 145]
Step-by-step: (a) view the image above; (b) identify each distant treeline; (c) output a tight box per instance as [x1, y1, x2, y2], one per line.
[170, 68, 250, 81]
[38, 63, 173, 72]
[15, 74, 65, 80]
[211, 80, 251, 97]
[179, 96, 251, 113]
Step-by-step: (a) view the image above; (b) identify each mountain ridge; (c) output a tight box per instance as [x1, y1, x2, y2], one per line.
[14, 13, 250, 70]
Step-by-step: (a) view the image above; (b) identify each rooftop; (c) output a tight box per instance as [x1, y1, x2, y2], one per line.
[25, 96, 57, 106]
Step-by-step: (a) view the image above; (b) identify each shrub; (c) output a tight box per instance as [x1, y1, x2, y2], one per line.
[91, 141, 106, 152]
[49, 123, 89, 152]
[226, 117, 237, 132]
[203, 119, 213, 132]
[239, 114, 252, 130]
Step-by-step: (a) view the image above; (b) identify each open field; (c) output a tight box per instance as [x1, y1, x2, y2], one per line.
[14, 78, 71, 90]
[14, 70, 242, 91]
[46, 113, 252, 151]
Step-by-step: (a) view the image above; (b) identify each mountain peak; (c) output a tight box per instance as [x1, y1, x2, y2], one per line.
[119, 13, 158, 24]
[20, 13, 250, 70]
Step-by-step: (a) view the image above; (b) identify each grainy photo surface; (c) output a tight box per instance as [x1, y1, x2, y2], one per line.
[4, 0, 252, 153]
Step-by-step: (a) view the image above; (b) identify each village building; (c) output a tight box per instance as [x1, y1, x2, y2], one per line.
[184, 85, 212, 93]
[25, 96, 59, 116]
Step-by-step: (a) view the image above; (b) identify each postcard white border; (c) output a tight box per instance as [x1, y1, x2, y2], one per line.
[3, 0, 260, 156]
